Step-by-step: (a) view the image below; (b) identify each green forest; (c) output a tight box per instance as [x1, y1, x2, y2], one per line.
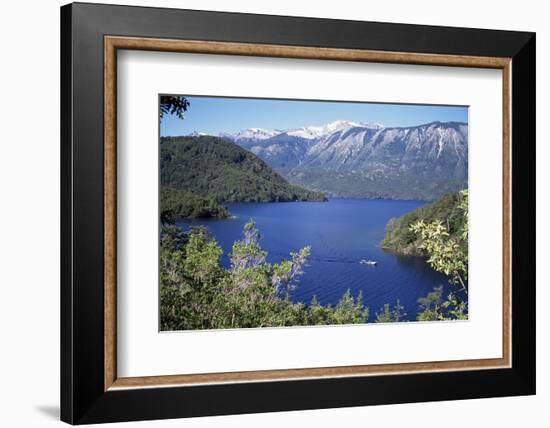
[382, 191, 468, 256]
[160, 189, 469, 330]
[160, 187, 230, 223]
[160, 135, 326, 220]
[160, 222, 370, 330]
[283, 167, 467, 201]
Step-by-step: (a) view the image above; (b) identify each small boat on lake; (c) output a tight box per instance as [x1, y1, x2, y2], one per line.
[360, 259, 378, 266]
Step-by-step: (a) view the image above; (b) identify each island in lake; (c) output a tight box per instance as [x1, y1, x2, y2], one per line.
[159, 95, 469, 331]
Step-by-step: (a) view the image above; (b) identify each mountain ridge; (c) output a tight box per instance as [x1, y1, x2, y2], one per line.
[180, 120, 468, 201]
[185, 119, 466, 141]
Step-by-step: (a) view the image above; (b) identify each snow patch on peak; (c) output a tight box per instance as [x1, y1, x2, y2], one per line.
[220, 128, 280, 141]
[287, 120, 355, 140]
[360, 122, 385, 130]
[220, 120, 385, 142]
[286, 120, 384, 140]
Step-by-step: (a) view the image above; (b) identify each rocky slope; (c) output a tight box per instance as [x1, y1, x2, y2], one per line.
[216, 120, 467, 200]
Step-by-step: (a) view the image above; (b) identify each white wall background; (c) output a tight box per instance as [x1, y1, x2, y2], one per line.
[0, 1, 546, 427]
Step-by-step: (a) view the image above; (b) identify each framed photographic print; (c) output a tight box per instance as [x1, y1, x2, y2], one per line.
[60, 2, 536, 424]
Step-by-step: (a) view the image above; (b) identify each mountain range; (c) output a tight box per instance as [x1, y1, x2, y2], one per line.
[194, 120, 468, 200]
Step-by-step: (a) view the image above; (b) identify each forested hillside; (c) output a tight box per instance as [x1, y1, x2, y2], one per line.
[381, 191, 468, 255]
[160, 187, 230, 221]
[160, 136, 326, 204]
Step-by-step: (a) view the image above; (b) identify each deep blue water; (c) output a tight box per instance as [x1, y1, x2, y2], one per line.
[177, 199, 458, 321]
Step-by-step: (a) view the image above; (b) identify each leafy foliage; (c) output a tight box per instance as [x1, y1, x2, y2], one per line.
[160, 186, 230, 222]
[416, 286, 468, 321]
[410, 190, 468, 290]
[380, 190, 469, 321]
[375, 299, 406, 323]
[160, 223, 189, 251]
[160, 221, 369, 331]
[160, 136, 327, 204]
[160, 95, 190, 119]
[409, 190, 469, 321]
[382, 191, 467, 256]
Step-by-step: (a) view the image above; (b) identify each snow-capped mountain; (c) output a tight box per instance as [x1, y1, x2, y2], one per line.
[187, 131, 208, 137]
[303, 121, 467, 175]
[220, 127, 281, 142]
[285, 120, 381, 140]
[219, 120, 383, 142]
[187, 119, 468, 199]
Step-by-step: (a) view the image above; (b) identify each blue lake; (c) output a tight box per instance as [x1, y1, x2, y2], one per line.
[177, 198, 458, 321]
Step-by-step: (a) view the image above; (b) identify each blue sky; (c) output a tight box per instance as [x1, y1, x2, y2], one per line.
[160, 95, 468, 136]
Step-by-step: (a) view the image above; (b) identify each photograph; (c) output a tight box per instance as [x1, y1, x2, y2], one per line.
[54, 2, 536, 424]
[159, 95, 469, 331]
